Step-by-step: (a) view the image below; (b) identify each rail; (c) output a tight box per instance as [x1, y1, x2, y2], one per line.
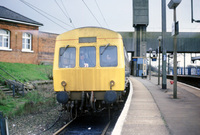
[101, 121, 110, 135]
[53, 117, 110, 135]
[53, 117, 76, 135]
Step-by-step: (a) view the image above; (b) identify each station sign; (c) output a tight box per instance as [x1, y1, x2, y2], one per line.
[172, 21, 179, 36]
[132, 58, 137, 61]
[152, 58, 157, 61]
[133, 0, 149, 26]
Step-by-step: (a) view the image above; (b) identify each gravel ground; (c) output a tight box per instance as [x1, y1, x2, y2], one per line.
[8, 105, 70, 135]
[7, 83, 70, 135]
[6, 83, 126, 135]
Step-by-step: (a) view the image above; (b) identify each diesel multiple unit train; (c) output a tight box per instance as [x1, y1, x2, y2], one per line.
[53, 27, 130, 117]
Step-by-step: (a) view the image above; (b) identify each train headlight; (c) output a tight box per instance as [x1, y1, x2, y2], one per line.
[61, 81, 67, 87]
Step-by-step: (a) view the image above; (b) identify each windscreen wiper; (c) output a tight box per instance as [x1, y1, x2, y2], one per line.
[60, 45, 69, 56]
[100, 43, 110, 55]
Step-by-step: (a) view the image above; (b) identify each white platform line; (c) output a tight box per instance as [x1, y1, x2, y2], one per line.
[111, 79, 133, 135]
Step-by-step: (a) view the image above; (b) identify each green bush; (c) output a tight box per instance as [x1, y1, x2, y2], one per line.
[0, 90, 56, 118]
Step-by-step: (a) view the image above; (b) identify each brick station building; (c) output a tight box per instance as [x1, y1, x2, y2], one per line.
[0, 6, 58, 65]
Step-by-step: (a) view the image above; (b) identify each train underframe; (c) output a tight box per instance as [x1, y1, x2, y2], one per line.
[57, 82, 130, 120]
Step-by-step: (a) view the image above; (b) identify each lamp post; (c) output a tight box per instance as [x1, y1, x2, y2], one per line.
[161, 0, 167, 89]
[157, 36, 162, 85]
[149, 48, 152, 80]
[168, 0, 182, 99]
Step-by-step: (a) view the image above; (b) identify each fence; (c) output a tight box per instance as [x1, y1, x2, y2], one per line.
[0, 112, 9, 135]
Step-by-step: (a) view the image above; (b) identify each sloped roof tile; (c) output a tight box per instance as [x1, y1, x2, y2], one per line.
[0, 6, 43, 26]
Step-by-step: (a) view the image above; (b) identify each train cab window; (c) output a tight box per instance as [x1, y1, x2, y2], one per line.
[59, 47, 76, 68]
[100, 46, 118, 67]
[79, 47, 96, 67]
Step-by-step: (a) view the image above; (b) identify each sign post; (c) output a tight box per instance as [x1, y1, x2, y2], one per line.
[168, 0, 182, 99]
[161, 0, 167, 89]
[157, 36, 162, 85]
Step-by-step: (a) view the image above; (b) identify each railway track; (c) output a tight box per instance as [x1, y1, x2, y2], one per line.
[53, 111, 111, 135]
[167, 75, 200, 88]
[53, 118, 76, 135]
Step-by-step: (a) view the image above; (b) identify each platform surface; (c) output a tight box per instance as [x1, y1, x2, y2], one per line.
[112, 76, 200, 135]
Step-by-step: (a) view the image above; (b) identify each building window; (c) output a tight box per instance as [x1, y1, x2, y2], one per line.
[0, 29, 11, 51]
[22, 33, 33, 52]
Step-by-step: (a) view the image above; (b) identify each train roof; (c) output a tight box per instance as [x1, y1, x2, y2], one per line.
[56, 27, 122, 41]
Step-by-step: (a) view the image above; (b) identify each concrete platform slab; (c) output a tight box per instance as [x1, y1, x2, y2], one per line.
[112, 76, 200, 135]
[112, 77, 169, 135]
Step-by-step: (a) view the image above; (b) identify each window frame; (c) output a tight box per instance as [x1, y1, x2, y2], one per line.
[0, 29, 12, 51]
[22, 32, 33, 53]
[100, 45, 118, 67]
[59, 47, 76, 68]
[79, 46, 96, 68]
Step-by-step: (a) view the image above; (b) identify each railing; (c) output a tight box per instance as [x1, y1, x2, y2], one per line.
[7, 80, 25, 97]
[0, 66, 19, 82]
[0, 66, 25, 97]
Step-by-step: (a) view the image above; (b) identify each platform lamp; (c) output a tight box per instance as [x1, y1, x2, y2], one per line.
[157, 36, 162, 85]
[168, 0, 182, 99]
[149, 48, 152, 80]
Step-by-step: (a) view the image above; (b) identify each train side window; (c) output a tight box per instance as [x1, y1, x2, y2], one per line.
[79, 47, 96, 67]
[100, 46, 118, 67]
[59, 47, 76, 68]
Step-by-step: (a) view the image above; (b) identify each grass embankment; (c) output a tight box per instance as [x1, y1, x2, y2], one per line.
[0, 62, 55, 118]
[0, 62, 52, 82]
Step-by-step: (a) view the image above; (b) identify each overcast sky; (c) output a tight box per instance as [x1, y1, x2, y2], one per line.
[1, 0, 200, 34]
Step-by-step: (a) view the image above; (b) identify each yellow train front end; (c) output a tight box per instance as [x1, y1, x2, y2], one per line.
[53, 27, 126, 111]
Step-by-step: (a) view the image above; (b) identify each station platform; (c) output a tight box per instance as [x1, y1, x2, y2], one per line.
[112, 76, 200, 135]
